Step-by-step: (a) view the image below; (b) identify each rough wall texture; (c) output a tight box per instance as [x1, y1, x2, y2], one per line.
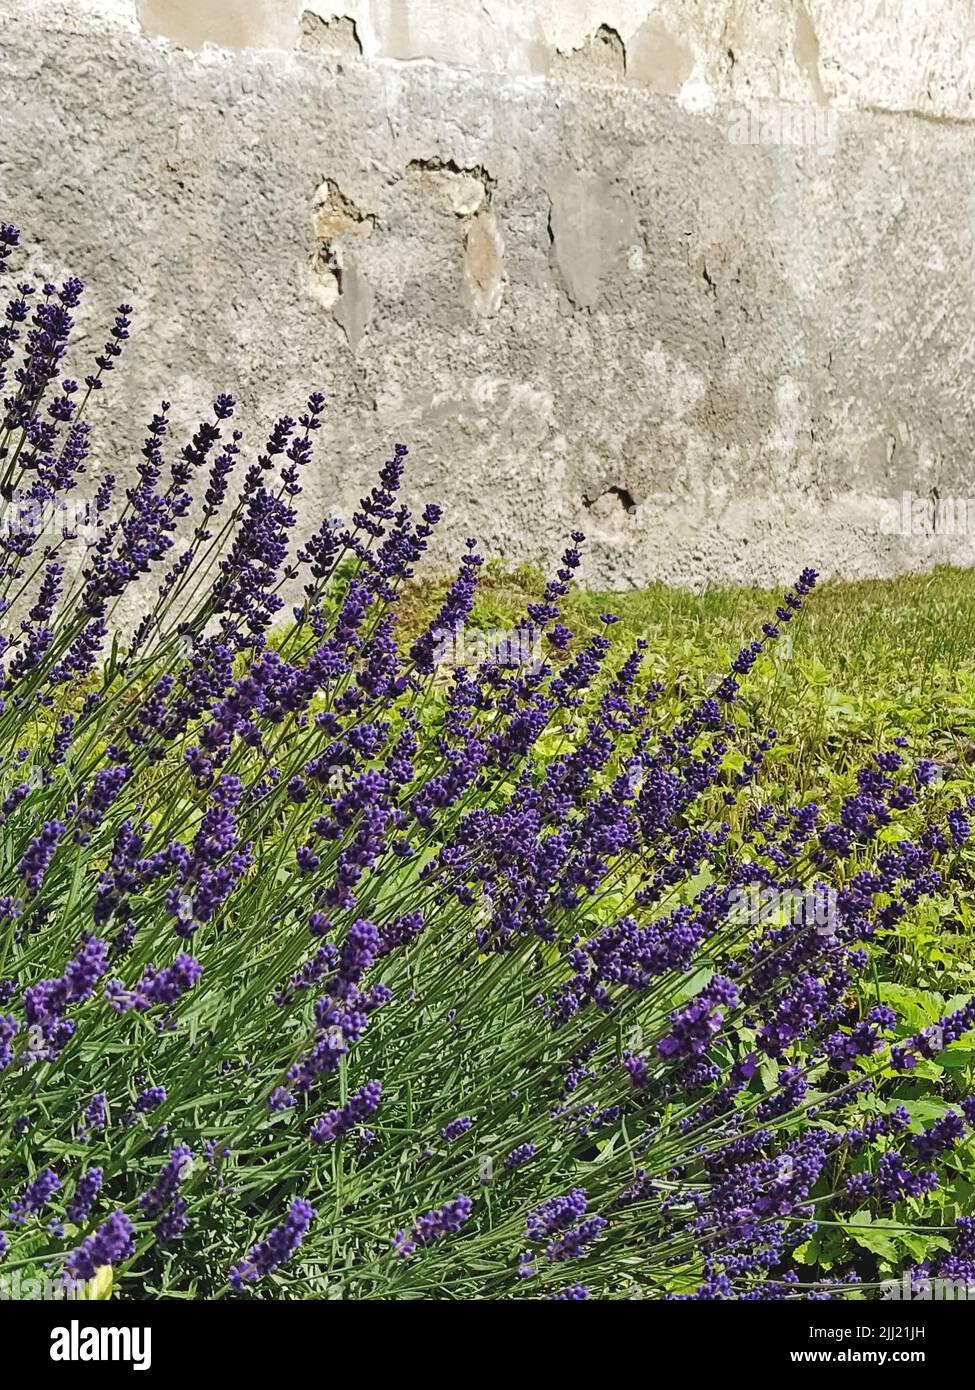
[2, 0, 975, 595]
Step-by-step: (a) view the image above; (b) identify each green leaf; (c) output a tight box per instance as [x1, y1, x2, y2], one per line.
[846, 1212, 900, 1261]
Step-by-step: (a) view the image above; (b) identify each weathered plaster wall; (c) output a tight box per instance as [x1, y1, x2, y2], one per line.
[2, 0, 975, 592]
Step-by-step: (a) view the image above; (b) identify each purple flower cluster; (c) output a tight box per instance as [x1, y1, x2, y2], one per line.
[504, 1143, 536, 1171]
[0, 1015, 17, 1071]
[393, 1196, 473, 1256]
[9, 1167, 59, 1223]
[657, 994, 726, 1063]
[526, 1189, 588, 1240]
[105, 954, 201, 1013]
[229, 1197, 315, 1290]
[23, 937, 108, 1059]
[309, 1080, 382, 1144]
[135, 1086, 166, 1113]
[66, 1168, 103, 1224]
[64, 1211, 135, 1281]
[82, 1094, 106, 1137]
[139, 1145, 193, 1217]
[441, 1115, 473, 1143]
[546, 1214, 607, 1263]
[17, 820, 64, 892]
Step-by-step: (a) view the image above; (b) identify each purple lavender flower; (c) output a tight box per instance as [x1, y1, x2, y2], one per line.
[9, 1168, 59, 1223]
[155, 1197, 189, 1246]
[0, 1015, 17, 1071]
[24, 937, 109, 1058]
[105, 954, 201, 1013]
[17, 820, 64, 892]
[309, 1080, 382, 1144]
[657, 996, 724, 1063]
[526, 1189, 588, 1240]
[623, 1051, 648, 1089]
[267, 1087, 296, 1112]
[392, 1195, 473, 1256]
[546, 1215, 607, 1262]
[64, 1211, 134, 1280]
[139, 1146, 193, 1217]
[66, 1168, 103, 1224]
[503, 1143, 536, 1172]
[229, 1197, 315, 1290]
[912, 1112, 966, 1162]
[135, 1086, 166, 1113]
[441, 1115, 473, 1143]
[83, 1094, 106, 1134]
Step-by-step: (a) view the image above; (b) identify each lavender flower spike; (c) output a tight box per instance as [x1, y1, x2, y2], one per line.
[229, 1198, 316, 1290]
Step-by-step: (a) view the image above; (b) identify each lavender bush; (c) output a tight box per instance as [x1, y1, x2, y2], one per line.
[1, 220, 974, 1300]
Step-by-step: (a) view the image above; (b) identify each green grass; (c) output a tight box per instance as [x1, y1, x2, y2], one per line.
[404, 561, 975, 787]
[401, 562, 975, 1010]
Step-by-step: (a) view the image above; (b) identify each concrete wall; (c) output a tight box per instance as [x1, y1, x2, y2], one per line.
[2, 0, 975, 590]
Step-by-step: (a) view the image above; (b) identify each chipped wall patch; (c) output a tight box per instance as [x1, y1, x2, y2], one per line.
[546, 170, 639, 311]
[463, 210, 505, 316]
[551, 25, 626, 84]
[298, 11, 362, 57]
[310, 178, 376, 349]
[409, 159, 505, 317]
